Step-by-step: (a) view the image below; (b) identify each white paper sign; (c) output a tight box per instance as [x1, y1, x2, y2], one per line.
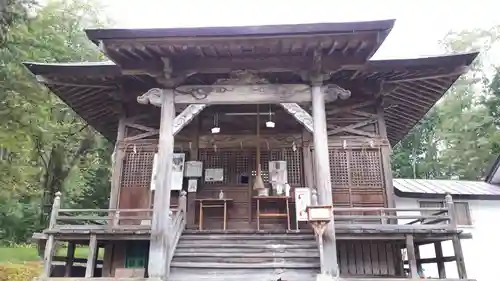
[205, 168, 224, 182]
[171, 153, 185, 191]
[295, 188, 311, 221]
[150, 153, 186, 191]
[187, 179, 198, 193]
[185, 161, 203, 177]
[150, 153, 158, 191]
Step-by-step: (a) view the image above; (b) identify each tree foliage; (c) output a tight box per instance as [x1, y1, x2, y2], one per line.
[0, 0, 111, 244]
[392, 26, 500, 180]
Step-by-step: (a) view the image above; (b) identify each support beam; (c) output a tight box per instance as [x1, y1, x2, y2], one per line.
[452, 235, 467, 279]
[110, 118, 126, 210]
[280, 103, 314, 133]
[434, 242, 446, 278]
[406, 234, 418, 278]
[173, 104, 207, 135]
[311, 84, 338, 277]
[64, 242, 76, 277]
[137, 84, 350, 106]
[85, 235, 98, 278]
[377, 104, 396, 210]
[186, 117, 200, 229]
[148, 89, 175, 279]
[135, 95, 207, 138]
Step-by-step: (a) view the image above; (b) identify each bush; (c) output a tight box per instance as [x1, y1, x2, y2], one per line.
[0, 263, 41, 281]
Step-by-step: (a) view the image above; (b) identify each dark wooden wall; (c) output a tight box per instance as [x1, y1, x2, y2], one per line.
[337, 241, 404, 277]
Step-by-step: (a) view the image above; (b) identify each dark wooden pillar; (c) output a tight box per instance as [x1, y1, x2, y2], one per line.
[148, 89, 175, 279]
[453, 235, 467, 279]
[377, 104, 395, 209]
[64, 242, 76, 277]
[311, 83, 338, 276]
[85, 235, 98, 277]
[434, 241, 446, 278]
[186, 117, 200, 229]
[406, 234, 418, 278]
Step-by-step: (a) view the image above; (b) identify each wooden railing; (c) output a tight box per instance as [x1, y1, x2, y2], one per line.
[42, 191, 188, 278]
[330, 193, 458, 229]
[46, 192, 189, 231]
[166, 190, 187, 277]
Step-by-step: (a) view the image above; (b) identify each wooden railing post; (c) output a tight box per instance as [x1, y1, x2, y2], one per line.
[445, 193, 456, 229]
[446, 193, 467, 279]
[179, 190, 187, 213]
[43, 191, 61, 278]
[113, 210, 120, 227]
[311, 189, 318, 206]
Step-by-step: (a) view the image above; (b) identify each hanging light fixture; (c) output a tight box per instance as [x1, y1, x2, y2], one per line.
[211, 112, 220, 134]
[265, 105, 275, 128]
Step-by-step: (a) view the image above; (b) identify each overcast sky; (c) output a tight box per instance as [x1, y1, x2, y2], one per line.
[100, 0, 500, 60]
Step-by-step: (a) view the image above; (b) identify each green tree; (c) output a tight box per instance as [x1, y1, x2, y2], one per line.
[0, 0, 111, 243]
[392, 26, 500, 180]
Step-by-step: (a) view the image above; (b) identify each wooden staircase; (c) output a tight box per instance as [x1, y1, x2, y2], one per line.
[169, 231, 320, 281]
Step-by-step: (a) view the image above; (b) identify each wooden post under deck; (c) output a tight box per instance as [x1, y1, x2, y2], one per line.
[85, 234, 98, 277]
[64, 242, 76, 277]
[148, 89, 175, 279]
[406, 234, 418, 278]
[434, 242, 446, 278]
[311, 83, 338, 276]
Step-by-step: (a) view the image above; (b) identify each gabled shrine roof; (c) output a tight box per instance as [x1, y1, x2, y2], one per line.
[22, 20, 479, 144]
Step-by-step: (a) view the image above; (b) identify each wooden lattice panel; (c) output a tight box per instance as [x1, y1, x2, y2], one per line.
[329, 150, 349, 186]
[250, 149, 304, 186]
[350, 149, 383, 187]
[327, 148, 386, 208]
[121, 143, 156, 189]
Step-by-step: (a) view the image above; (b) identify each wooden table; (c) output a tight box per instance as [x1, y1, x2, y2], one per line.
[195, 198, 233, 230]
[253, 196, 291, 231]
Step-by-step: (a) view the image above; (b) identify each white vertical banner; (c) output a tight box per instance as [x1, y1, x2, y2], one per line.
[295, 187, 311, 222]
[150, 152, 186, 191]
[150, 153, 158, 191]
[171, 153, 185, 191]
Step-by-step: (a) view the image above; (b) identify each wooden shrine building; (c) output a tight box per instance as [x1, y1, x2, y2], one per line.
[26, 19, 478, 281]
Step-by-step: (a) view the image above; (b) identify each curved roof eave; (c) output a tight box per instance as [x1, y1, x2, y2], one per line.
[85, 20, 395, 41]
[22, 51, 478, 144]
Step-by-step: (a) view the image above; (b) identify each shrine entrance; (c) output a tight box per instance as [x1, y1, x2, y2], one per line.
[184, 104, 309, 231]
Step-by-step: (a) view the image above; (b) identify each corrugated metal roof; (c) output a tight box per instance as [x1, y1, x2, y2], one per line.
[393, 178, 500, 196]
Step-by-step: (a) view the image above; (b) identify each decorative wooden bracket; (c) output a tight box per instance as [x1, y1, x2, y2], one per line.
[279, 103, 314, 133]
[137, 88, 163, 107]
[172, 104, 207, 135]
[124, 104, 207, 141]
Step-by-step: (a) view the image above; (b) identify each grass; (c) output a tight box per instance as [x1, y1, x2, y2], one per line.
[0, 246, 103, 264]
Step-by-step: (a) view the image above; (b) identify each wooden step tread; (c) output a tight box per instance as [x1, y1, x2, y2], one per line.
[174, 252, 319, 258]
[176, 243, 317, 249]
[170, 261, 320, 269]
[180, 234, 316, 240]
[183, 229, 314, 234]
